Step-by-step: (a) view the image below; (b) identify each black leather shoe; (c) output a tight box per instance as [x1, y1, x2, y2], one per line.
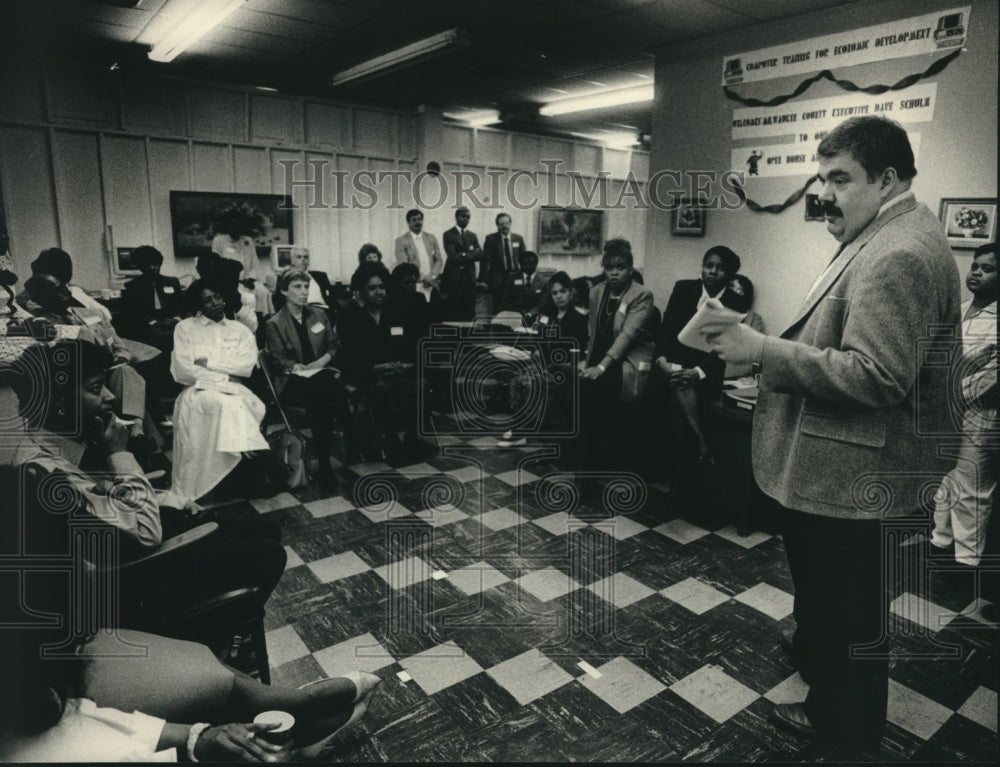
[769, 703, 818, 739]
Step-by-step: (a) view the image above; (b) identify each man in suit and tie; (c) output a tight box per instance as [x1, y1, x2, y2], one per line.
[707, 117, 960, 755]
[482, 212, 526, 314]
[394, 208, 443, 302]
[441, 205, 484, 321]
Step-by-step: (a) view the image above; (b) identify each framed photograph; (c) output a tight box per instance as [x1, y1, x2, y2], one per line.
[804, 194, 826, 222]
[169, 191, 293, 260]
[672, 198, 706, 237]
[939, 197, 997, 249]
[538, 207, 604, 256]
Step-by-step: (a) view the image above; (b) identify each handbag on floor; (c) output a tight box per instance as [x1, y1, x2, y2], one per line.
[259, 354, 314, 489]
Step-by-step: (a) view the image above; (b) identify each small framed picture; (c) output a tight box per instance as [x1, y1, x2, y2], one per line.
[672, 198, 706, 237]
[939, 198, 997, 249]
[804, 194, 826, 222]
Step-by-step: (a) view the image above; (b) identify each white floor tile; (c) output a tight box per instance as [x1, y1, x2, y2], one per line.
[373, 555, 434, 589]
[447, 561, 511, 595]
[957, 685, 997, 733]
[763, 672, 809, 705]
[307, 551, 372, 584]
[265, 624, 311, 667]
[713, 525, 772, 549]
[494, 469, 539, 486]
[579, 656, 667, 713]
[588, 573, 656, 608]
[304, 496, 355, 518]
[734, 583, 794, 621]
[653, 519, 711, 545]
[887, 679, 953, 740]
[670, 664, 759, 723]
[398, 641, 484, 695]
[517, 568, 580, 602]
[313, 632, 396, 677]
[486, 650, 573, 705]
[890, 592, 954, 633]
[660, 578, 731, 615]
[479, 507, 525, 531]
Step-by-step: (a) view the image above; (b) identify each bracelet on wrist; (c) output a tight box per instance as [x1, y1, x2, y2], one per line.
[187, 723, 211, 762]
[597, 363, 606, 373]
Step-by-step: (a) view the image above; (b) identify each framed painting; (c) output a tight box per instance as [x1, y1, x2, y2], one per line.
[538, 207, 604, 256]
[672, 198, 706, 236]
[939, 198, 997, 249]
[169, 191, 293, 260]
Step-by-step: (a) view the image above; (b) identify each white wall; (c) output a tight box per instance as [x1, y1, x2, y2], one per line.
[0, 61, 649, 290]
[644, 0, 998, 332]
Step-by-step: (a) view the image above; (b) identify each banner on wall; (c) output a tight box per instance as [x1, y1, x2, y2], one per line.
[721, 6, 971, 85]
[731, 83, 934, 178]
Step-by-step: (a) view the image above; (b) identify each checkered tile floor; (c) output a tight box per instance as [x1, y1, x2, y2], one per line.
[211, 437, 998, 762]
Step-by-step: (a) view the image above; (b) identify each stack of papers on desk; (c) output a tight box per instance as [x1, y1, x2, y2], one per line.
[490, 345, 532, 362]
[724, 386, 759, 410]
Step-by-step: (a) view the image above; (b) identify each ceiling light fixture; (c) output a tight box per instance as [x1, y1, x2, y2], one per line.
[443, 109, 501, 127]
[148, 0, 247, 63]
[575, 131, 641, 149]
[539, 84, 654, 116]
[330, 29, 469, 87]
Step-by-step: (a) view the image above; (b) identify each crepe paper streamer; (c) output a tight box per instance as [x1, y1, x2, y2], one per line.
[730, 175, 819, 214]
[723, 47, 961, 108]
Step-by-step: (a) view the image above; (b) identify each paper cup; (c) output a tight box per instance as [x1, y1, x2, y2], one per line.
[253, 710, 295, 745]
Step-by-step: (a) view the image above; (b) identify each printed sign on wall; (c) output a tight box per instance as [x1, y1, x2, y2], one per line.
[722, 6, 970, 85]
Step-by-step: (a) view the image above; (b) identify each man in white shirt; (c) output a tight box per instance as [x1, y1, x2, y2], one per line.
[394, 208, 442, 301]
[165, 279, 268, 506]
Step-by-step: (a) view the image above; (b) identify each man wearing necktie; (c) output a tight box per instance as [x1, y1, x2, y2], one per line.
[442, 206, 485, 321]
[482, 212, 527, 315]
[705, 117, 960, 756]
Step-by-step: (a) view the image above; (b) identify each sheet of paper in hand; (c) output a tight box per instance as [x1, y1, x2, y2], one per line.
[677, 298, 745, 353]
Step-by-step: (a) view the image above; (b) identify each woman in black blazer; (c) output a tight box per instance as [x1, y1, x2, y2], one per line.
[264, 269, 355, 488]
[655, 245, 741, 465]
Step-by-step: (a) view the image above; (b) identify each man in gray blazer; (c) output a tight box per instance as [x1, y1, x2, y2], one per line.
[707, 117, 960, 755]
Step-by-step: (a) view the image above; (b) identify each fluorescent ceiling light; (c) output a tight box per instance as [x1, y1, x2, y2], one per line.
[443, 109, 501, 127]
[575, 131, 641, 149]
[148, 0, 247, 63]
[539, 84, 654, 116]
[330, 29, 469, 87]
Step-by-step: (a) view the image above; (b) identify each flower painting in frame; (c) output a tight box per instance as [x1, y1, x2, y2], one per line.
[939, 198, 997, 249]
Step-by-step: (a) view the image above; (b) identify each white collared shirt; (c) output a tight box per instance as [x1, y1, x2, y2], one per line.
[410, 231, 431, 278]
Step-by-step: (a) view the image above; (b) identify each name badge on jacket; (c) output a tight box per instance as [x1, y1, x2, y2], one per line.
[310, 322, 324, 334]
[514, 279, 524, 286]
[163, 286, 175, 294]
[390, 326, 404, 336]
[618, 300, 628, 315]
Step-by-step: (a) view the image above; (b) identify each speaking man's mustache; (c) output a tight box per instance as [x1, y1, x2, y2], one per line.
[822, 202, 842, 217]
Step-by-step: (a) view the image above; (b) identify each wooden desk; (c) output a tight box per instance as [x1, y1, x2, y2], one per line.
[703, 392, 777, 536]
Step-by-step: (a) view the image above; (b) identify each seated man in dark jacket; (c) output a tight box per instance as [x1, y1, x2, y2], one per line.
[121, 245, 185, 351]
[500, 251, 547, 317]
